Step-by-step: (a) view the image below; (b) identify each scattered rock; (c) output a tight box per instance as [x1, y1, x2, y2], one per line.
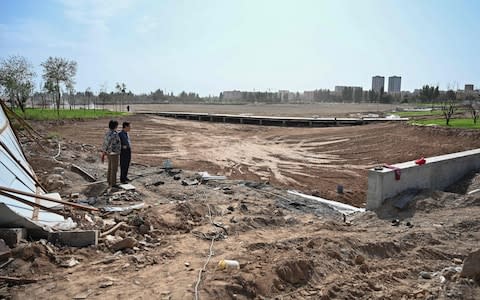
[173, 175, 181, 180]
[168, 169, 182, 177]
[110, 237, 138, 252]
[73, 290, 92, 299]
[453, 258, 463, 265]
[419, 271, 432, 279]
[181, 179, 199, 186]
[46, 174, 65, 190]
[223, 187, 234, 195]
[99, 281, 113, 288]
[391, 219, 400, 226]
[53, 167, 64, 174]
[460, 249, 480, 280]
[240, 204, 248, 212]
[85, 156, 96, 163]
[354, 255, 365, 265]
[367, 281, 382, 291]
[59, 257, 80, 268]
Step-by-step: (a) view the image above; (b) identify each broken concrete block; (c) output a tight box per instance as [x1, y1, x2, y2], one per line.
[0, 239, 11, 262]
[48, 230, 98, 247]
[110, 237, 137, 252]
[46, 174, 65, 190]
[461, 249, 480, 279]
[181, 179, 199, 186]
[119, 183, 136, 191]
[0, 228, 27, 247]
[71, 164, 96, 182]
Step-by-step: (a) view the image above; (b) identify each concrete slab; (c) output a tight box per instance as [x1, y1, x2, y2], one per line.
[367, 149, 480, 210]
[48, 230, 98, 247]
[0, 228, 26, 247]
[119, 183, 135, 191]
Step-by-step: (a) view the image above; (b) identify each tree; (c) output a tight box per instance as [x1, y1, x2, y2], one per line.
[41, 57, 77, 117]
[115, 82, 127, 111]
[467, 99, 479, 125]
[0, 55, 36, 113]
[85, 87, 94, 110]
[419, 85, 439, 108]
[441, 89, 457, 126]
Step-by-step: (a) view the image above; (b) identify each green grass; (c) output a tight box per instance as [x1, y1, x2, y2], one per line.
[413, 118, 480, 129]
[395, 110, 444, 117]
[396, 108, 467, 117]
[13, 108, 126, 120]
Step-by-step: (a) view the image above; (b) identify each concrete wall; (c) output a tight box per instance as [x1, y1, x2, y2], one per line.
[366, 149, 480, 210]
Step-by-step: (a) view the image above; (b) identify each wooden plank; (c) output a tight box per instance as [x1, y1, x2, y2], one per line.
[0, 185, 98, 212]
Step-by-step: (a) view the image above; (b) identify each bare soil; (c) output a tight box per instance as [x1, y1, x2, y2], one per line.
[46, 114, 480, 207]
[1, 110, 479, 300]
[108, 103, 400, 117]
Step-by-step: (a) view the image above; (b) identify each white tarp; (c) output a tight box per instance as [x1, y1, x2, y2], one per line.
[287, 190, 365, 215]
[0, 105, 73, 231]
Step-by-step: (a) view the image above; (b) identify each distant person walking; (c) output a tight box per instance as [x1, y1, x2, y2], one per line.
[119, 121, 132, 184]
[102, 120, 121, 187]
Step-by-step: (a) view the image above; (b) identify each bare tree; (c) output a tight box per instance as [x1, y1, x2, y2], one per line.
[0, 55, 36, 113]
[41, 57, 77, 117]
[115, 82, 126, 112]
[441, 89, 457, 126]
[85, 87, 94, 112]
[467, 97, 479, 125]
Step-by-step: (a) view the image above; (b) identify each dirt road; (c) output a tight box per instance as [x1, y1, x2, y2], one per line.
[47, 114, 480, 207]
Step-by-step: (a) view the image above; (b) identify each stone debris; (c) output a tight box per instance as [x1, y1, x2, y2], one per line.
[460, 249, 480, 280]
[110, 237, 138, 252]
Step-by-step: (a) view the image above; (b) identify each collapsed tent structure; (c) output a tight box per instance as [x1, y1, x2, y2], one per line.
[0, 103, 98, 244]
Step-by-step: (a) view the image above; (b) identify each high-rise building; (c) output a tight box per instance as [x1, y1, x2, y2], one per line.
[388, 76, 402, 93]
[372, 76, 385, 93]
[465, 84, 474, 92]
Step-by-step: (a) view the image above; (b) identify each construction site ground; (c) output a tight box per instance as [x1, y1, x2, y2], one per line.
[1, 110, 480, 299]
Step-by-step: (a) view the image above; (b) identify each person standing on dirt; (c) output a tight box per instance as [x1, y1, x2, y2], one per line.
[102, 120, 121, 187]
[119, 121, 132, 184]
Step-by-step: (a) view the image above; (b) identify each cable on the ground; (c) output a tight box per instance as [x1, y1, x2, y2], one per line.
[194, 195, 219, 300]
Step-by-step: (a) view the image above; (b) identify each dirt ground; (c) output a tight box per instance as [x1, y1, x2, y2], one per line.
[46, 114, 480, 207]
[1, 110, 480, 299]
[108, 103, 400, 117]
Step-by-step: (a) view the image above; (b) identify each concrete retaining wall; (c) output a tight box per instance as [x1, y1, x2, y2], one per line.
[366, 149, 480, 210]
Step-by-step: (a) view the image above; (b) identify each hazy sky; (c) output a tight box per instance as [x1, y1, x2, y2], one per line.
[1, 0, 479, 96]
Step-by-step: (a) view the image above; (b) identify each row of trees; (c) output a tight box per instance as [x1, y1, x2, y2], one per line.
[418, 84, 479, 125]
[2, 55, 480, 114]
[0, 55, 77, 116]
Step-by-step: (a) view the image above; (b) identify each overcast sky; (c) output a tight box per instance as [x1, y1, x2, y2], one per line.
[1, 0, 479, 96]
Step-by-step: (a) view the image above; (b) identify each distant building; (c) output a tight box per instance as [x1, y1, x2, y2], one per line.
[303, 91, 315, 101]
[334, 86, 347, 96]
[222, 90, 242, 101]
[388, 76, 402, 93]
[372, 76, 385, 93]
[352, 87, 363, 101]
[278, 90, 289, 102]
[465, 84, 474, 92]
